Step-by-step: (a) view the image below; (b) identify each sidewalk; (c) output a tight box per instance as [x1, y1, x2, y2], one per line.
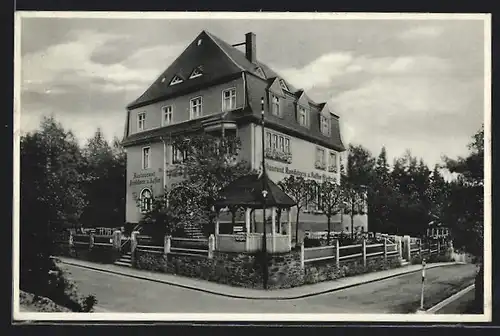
[56, 256, 460, 300]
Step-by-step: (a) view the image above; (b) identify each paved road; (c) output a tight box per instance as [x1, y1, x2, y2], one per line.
[434, 286, 477, 314]
[61, 263, 477, 314]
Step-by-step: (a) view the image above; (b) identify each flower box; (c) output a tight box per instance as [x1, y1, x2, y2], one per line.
[265, 148, 292, 164]
[314, 161, 326, 170]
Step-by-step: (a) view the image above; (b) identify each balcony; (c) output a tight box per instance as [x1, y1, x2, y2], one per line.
[265, 148, 292, 164]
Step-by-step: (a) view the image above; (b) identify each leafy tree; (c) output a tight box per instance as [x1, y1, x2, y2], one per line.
[341, 144, 374, 236]
[342, 183, 367, 237]
[442, 125, 484, 259]
[369, 147, 399, 234]
[425, 164, 450, 225]
[344, 144, 376, 187]
[140, 186, 202, 239]
[20, 116, 95, 311]
[80, 129, 126, 228]
[390, 150, 431, 236]
[278, 176, 314, 243]
[316, 180, 343, 245]
[156, 134, 253, 236]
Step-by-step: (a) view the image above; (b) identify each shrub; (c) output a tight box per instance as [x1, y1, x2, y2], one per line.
[303, 238, 322, 248]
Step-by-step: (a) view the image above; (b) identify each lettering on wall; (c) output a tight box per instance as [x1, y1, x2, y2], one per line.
[265, 163, 337, 183]
[129, 172, 162, 186]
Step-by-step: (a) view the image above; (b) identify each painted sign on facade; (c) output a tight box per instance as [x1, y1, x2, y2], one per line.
[265, 163, 337, 183]
[129, 172, 162, 187]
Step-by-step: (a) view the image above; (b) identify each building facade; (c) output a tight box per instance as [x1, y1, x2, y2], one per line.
[122, 31, 368, 235]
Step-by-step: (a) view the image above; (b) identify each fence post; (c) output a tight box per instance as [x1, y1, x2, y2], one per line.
[383, 238, 388, 262]
[418, 238, 422, 258]
[403, 235, 411, 261]
[300, 243, 304, 268]
[437, 240, 441, 255]
[164, 235, 171, 255]
[131, 231, 139, 265]
[397, 236, 403, 261]
[69, 231, 74, 248]
[89, 233, 95, 250]
[113, 230, 121, 250]
[335, 239, 340, 268]
[362, 239, 367, 267]
[208, 234, 215, 259]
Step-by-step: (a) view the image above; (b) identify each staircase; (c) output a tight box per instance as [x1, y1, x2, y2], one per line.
[183, 222, 205, 239]
[400, 258, 410, 267]
[114, 251, 132, 267]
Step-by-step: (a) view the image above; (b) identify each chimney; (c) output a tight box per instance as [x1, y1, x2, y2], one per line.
[245, 32, 256, 63]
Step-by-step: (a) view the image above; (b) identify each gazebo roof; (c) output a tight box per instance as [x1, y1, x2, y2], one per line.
[214, 172, 297, 209]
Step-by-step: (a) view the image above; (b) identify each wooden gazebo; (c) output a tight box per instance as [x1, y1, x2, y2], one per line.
[213, 172, 296, 253]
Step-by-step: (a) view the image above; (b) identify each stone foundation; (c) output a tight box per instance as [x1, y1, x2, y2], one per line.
[134, 250, 305, 289]
[304, 255, 401, 284]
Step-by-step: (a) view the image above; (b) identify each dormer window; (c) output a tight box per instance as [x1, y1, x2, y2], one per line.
[255, 67, 266, 79]
[320, 115, 331, 136]
[279, 79, 289, 91]
[170, 75, 183, 86]
[271, 94, 281, 117]
[298, 106, 309, 127]
[189, 66, 203, 79]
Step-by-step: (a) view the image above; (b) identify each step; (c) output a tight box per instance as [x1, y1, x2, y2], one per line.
[120, 255, 132, 261]
[114, 260, 132, 267]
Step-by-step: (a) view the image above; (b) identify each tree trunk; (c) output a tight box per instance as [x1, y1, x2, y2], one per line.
[295, 207, 300, 246]
[327, 215, 331, 245]
[351, 203, 355, 239]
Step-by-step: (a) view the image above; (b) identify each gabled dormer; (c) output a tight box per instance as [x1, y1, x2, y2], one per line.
[169, 75, 184, 86]
[279, 79, 290, 92]
[267, 77, 286, 118]
[189, 66, 203, 79]
[319, 103, 332, 136]
[255, 66, 266, 79]
[295, 90, 311, 127]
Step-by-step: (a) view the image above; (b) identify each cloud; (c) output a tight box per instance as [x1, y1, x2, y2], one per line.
[277, 51, 452, 92]
[20, 29, 174, 97]
[330, 75, 483, 167]
[398, 26, 444, 39]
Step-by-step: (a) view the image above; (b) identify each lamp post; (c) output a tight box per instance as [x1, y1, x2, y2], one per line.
[260, 97, 269, 290]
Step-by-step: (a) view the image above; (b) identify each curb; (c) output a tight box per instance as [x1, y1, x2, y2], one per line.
[426, 284, 475, 314]
[58, 259, 463, 301]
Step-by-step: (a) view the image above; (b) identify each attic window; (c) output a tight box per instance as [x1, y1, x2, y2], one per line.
[160, 77, 166, 83]
[189, 67, 203, 79]
[279, 79, 289, 91]
[170, 75, 183, 86]
[255, 67, 266, 79]
[197, 39, 203, 46]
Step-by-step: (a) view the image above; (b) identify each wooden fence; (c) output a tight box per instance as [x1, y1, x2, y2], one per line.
[134, 235, 211, 258]
[302, 238, 400, 267]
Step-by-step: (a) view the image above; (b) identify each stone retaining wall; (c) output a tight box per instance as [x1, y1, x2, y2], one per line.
[304, 255, 401, 284]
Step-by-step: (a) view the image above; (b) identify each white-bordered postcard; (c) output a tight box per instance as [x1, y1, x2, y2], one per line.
[13, 11, 491, 323]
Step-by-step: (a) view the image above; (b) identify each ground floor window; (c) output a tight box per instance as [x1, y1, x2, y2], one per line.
[140, 188, 153, 213]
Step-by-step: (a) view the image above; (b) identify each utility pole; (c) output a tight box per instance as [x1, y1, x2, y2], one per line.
[260, 97, 268, 290]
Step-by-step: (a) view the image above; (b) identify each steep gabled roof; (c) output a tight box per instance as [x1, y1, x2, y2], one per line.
[127, 31, 244, 109]
[128, 30, 309, 110]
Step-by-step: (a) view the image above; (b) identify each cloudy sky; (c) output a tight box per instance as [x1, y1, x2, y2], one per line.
[18, 13, 487, 168]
